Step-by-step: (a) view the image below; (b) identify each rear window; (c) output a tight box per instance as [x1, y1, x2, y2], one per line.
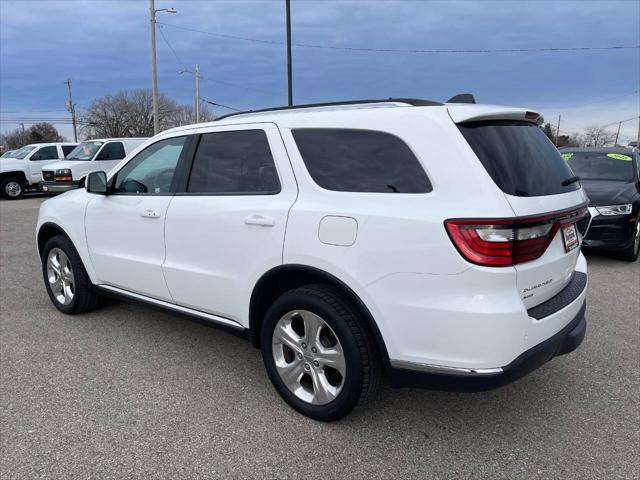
[565, 152, 635, 182]
[292, 129, 432, 193]
[458, 121, 579, 197]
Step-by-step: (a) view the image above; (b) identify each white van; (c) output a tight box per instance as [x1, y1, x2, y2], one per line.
[41, 138, 147, 193]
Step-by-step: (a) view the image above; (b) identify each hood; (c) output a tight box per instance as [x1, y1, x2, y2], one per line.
[0, 158, 26, 172]
[580, 179, 639, 206]
[41, 160, 89, 171]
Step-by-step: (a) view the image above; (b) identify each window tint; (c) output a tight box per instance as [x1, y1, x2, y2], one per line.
[566, 152, 635, 182]
[61, 145, 76, 156]
[114, 136, 186, 194]
[96, 142, 126, 161]
[187, 130, 280, 194]
[291, 129, 431, 193]
[458, 121, 579, 197]
[31, 146, 59, 160]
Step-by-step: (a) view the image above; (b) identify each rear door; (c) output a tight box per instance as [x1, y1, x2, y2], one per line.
[162, 123, 297, 323]
[455, 115, 588, 308]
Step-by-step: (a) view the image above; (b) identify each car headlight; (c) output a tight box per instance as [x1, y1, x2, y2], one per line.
[595, 204, 632, 216]
[55, 168, 72, 176]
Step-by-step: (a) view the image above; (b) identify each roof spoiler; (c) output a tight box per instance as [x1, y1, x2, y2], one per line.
[446, 93, 476, 104]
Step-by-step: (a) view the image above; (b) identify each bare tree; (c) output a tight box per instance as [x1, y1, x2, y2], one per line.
[579, 125, 616, 147]
[167, 104, 215, 127]
[1, 122, 63, 150]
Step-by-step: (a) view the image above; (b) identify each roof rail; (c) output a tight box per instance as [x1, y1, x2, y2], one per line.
[446, 93, 476, 104]
[215, 98, 443, 121]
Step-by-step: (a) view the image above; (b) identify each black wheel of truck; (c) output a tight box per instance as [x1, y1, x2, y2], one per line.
[0, 177, 25, 199]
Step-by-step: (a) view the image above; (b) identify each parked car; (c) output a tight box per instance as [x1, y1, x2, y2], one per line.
[37, 98, 589, 421]
[0, 142, 77, 199]
[1, 150, 16, 158]
[562, 147, 640, 261]
[41, 138, 147, 193]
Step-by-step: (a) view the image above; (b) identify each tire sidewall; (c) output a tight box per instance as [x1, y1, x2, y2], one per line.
[42, 235, 85, 314]
[1, 177, 24, 199]
[261, 288, 366, 421]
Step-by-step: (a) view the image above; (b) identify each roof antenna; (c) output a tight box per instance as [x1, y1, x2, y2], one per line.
[447, 93, 476, 104]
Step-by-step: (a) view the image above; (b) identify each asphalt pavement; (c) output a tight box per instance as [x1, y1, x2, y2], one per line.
[1, 196, 638, 479]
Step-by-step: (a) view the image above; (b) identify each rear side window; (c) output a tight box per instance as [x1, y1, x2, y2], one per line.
[187, 130, 280, 194]
[96, 142, 126, 161]
[292, 129, 432, 193]
[61, 145, 76, 156]
[31, 146, 59, 160]
[458, 121, 579, 197]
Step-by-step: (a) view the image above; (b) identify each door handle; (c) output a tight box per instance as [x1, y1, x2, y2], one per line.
[245, 215, 275, 227]
[141, 209, 161, 219]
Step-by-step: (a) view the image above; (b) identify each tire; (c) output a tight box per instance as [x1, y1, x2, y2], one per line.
[41, 234, 101, 314]
[0, 177, 25, 199]
[261, 284, 380, 421]
[619, 220, 640, 262]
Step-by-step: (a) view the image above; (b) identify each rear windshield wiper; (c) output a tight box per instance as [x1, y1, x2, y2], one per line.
[561, 176, 581, 187]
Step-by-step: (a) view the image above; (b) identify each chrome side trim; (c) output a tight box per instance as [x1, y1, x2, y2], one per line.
[390, 359, 503, 377]
[96, 285, 245, 331]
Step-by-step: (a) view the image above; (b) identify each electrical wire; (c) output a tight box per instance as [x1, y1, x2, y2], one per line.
[156, 22, 640, 54]
[200, 98, 242, 111]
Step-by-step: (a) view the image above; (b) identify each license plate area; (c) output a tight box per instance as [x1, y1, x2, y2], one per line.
[561, 223, 579, 252]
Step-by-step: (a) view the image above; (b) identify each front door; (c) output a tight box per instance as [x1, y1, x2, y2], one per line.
[162, 124, 297, 324]
[85, 134, 191, 301]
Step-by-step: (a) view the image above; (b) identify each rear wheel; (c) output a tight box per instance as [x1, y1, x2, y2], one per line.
[42, 235, 101, 314]
[1, 177, 25, 199]
[261, 284, 380, 421]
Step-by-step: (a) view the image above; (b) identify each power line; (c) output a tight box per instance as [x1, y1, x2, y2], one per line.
[157, 24, 191, 73]
[200, 98, 241, 112]
[157, 22, 640, 55]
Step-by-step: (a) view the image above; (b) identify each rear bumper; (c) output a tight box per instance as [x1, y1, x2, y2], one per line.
[41, 181, 79, 193]
[388, 301, 586, 391]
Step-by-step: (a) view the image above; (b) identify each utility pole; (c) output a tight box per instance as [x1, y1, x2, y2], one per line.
[286, 0, 293, 106]
[195, 64, 201, 123]
[64, 79, 78, 142]
[614, 121, 622, 146]
[637, 116, 640, 146]
[150, 0, 159, 135]
[555, 114, 561, 146]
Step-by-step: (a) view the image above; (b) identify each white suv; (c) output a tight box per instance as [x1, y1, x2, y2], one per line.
[36, 98, 589, 421]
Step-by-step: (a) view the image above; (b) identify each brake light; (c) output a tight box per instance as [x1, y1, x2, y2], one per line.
[445, 206, 588, 267]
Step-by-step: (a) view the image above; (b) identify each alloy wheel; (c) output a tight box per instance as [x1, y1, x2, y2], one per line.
[47, 248, 75, 305]
[272, 310, 346, 405]
[5, 181, 22, 197]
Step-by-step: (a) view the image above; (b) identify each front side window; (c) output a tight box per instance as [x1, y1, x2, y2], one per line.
[187, 130, 280, 194]
[96, 142, 126, 161]
[565, 152, 635, 182]
[31, 146, 59, 160]
[291, 129, 432, 193]
[113, 136, 186, 194]
[66, 141, 104, 161]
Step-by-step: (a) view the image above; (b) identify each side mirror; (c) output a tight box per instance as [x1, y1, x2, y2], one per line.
[86, 171, 108, 195]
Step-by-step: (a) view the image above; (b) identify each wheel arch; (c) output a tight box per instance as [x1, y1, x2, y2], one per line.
[249, 264, 389, 361]
[37, 222, 72, 258]
[0, 170, 28, 183]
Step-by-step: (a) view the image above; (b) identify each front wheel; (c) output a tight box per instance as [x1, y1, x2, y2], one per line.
[261, 284, 380, 421]
[619, 220, 640, 262]
[42, 235, 101, 314]
[0, 177, 25, 199]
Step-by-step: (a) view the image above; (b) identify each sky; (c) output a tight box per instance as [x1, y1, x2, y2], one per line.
[1, 0, 639, 143]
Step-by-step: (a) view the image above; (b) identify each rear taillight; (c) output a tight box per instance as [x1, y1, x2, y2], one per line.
[445, 206, 588, 267]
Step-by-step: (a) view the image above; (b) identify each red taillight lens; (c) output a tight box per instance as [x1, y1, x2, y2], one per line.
[445, 207, 588, 267]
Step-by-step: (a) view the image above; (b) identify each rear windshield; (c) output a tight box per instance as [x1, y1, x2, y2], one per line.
[458, 121, 579, 197]
[565, 152, 635, 182]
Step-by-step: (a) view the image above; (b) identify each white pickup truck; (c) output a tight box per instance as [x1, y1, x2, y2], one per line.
[41, 138, 147, 193]
[0, 143, 77, 199]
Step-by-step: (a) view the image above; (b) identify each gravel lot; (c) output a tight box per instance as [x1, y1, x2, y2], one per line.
[1, 196, 638, 480]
